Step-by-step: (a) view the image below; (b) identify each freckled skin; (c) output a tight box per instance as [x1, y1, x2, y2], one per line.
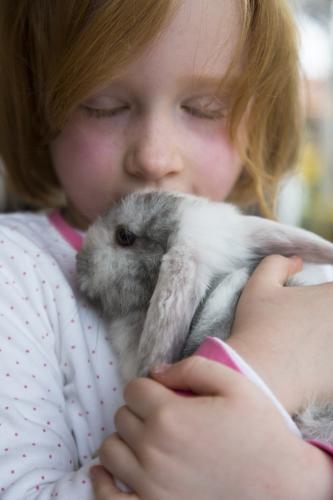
[49, 0, 244, 230]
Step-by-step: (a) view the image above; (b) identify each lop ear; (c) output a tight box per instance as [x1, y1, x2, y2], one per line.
[136, 244, 210, 376]
[245, 216, 333, 263]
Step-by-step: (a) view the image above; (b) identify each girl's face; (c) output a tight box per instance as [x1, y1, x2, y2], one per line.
[50, 0, 244, 229]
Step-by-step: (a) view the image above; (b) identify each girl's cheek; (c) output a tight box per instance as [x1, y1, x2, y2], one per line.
[52, 117, 120, 178]
[70, 116, 116, 158]
[192, 131, 242, 200]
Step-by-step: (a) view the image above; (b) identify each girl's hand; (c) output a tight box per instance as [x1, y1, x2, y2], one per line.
[90, 465, 134, 499]
[227, 255, 333, 413]
[92, 357, 333, 500]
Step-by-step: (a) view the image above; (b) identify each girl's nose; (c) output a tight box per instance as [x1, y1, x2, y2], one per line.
[124, 118, 184, 181]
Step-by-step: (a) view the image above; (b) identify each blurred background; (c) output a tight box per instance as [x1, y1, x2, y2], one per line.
[278, 0, 333, 239]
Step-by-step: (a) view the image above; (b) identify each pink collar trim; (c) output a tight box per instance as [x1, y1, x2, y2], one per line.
[194, 337, 241, 373]
[48, 210, 84, 251]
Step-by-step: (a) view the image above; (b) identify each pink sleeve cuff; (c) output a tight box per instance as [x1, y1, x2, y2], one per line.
[307, 439, 333, 457]
[195, 337, 302, 434]
[195, 336, 333, 457]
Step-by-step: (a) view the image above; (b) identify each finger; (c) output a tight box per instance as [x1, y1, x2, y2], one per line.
[90, 465, 139, 499]
[124, 377, 173, 420]
[246, 254, 303, 290]
[99, 433, 142, 490]
[150, 355, 246, 397]
[115, 405, 144, 448]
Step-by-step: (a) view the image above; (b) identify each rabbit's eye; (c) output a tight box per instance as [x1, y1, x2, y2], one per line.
[115, 225, 137, 247]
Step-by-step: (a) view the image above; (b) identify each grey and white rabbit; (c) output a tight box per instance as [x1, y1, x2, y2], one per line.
[76, 189, 333, 444]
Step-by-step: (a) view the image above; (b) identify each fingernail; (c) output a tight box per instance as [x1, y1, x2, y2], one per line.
[150, 363, 171, 375]
[289, 255, 303, 269]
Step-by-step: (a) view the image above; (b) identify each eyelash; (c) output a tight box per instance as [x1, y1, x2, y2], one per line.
[81, 104, 226, 121]
[81, 105, 128, 118]
[181, 105, 226, 121]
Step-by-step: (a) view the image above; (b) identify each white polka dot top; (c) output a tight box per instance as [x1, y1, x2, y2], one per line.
[0, 210, 124, 498]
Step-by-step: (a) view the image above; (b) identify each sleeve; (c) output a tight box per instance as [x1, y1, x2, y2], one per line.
[194, 337, 301, 436]
[0, 234, 96, 499]
[307, 440, 333, 458]
[195, 337, 333, 459]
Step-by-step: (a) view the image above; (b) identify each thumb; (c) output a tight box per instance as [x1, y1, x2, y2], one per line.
[150, 356, 245, 397]
[245, 254, 303, 291]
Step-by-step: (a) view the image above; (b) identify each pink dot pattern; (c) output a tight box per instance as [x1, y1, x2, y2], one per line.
[0, 212, 124, 498]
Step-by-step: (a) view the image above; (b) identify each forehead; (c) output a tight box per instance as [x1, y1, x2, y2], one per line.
[115, 0, 243, 90]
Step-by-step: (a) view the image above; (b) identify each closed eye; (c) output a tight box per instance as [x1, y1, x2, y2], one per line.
[182, 105, 226, 120]
[81, 105, 129, 118]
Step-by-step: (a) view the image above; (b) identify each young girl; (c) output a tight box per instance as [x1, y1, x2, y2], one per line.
[0, 1, 333, 498]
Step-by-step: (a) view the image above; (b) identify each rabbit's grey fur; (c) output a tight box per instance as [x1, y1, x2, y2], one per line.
[76, 189, 333, 445]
